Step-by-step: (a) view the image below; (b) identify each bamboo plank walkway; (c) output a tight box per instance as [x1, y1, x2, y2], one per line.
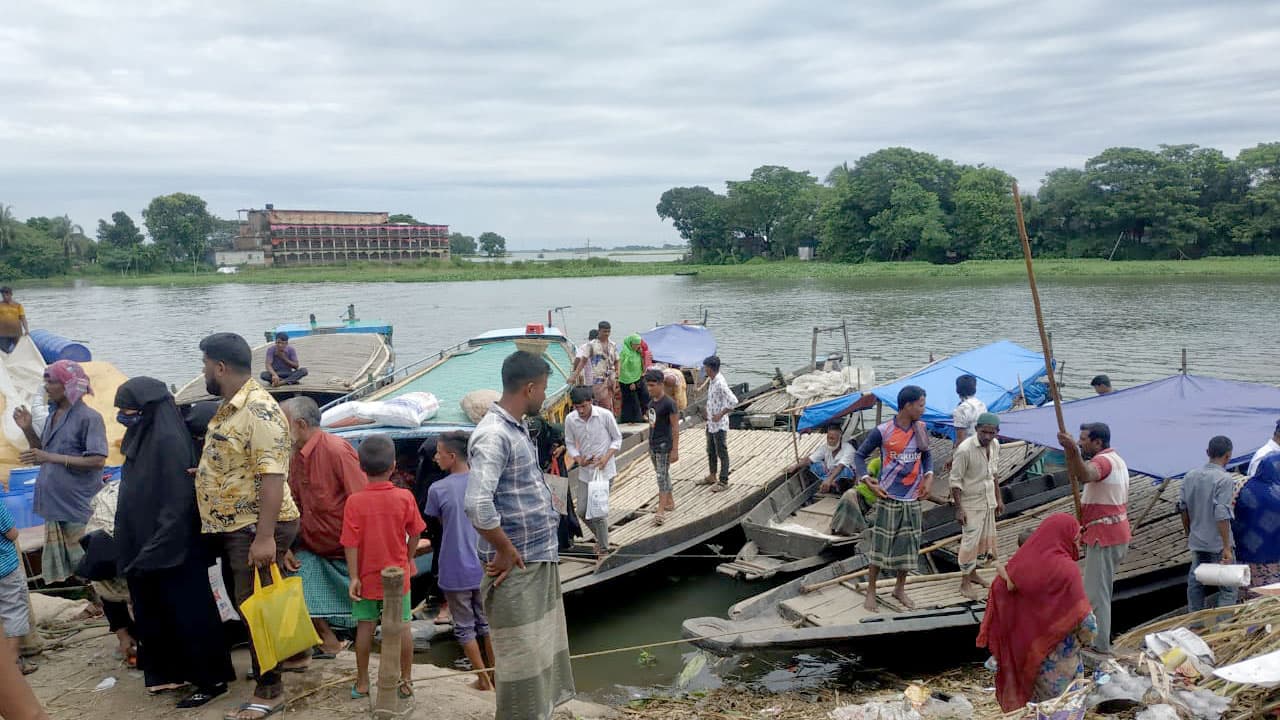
[175, 333, 392, 404]
[560, 428, 824, 584]
[781, 470, 1223, 628]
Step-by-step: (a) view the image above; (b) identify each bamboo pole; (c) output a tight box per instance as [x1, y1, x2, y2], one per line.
[374, 566, 408, 718]
[1013, 182, 1083, 521]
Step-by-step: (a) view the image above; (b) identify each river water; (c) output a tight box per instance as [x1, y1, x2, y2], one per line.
[18, 274, 1279, 697]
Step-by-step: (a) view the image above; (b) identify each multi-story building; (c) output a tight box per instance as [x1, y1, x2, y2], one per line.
[235, 205, 449, 266]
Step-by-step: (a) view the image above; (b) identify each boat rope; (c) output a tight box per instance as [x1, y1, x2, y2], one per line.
[284, 621, 800, 704]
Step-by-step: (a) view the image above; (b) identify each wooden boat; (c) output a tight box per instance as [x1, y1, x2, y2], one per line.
[326, 325, 577, 442]
[716, 438, 1049, 580]
[173, 332, 394, 408]
[682, 469, 1201, 654]
[264, 303, 393, 344]
[558, 425, 824, 593]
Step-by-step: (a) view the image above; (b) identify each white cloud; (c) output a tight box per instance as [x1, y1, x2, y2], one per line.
[1, 0, 1277, 248]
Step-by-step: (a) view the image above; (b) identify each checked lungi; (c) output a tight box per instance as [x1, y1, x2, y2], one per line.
[483, 561, 575, 720]
[297, 550, 356, 630]
[867, 497, 922, 572]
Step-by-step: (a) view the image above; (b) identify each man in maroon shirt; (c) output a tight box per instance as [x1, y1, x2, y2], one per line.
[280, 397, 367, 656]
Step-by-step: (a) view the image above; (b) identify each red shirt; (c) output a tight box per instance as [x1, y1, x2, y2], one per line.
[340, 482, 426, 599]
[289, 431, 368, 558]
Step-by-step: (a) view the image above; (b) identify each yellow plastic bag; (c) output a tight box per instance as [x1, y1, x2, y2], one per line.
[238, 563, 321, 672]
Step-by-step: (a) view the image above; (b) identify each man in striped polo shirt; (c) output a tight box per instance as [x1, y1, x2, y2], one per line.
[1058, 422, 1130, 654]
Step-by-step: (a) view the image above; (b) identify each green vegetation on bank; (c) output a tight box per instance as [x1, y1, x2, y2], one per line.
[657, 142, 1280, 264]
[37, 255, 1280, 288]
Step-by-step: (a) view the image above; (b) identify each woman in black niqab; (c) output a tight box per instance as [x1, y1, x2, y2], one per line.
[114, 377, 235, 708]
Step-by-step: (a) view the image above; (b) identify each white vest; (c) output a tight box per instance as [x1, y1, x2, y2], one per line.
[1082, 449, 1130, 506]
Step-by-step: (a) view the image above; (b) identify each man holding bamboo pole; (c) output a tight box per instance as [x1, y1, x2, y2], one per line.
[853, 385, 934, 612]
[1057, 422, 1131, 654]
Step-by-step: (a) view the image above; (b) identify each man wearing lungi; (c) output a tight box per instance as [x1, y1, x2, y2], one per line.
[949, 412, 1004, 600]
[279, 396, 367, 657]
[466, 351, 575, 719]
[853, 385, 934, 613]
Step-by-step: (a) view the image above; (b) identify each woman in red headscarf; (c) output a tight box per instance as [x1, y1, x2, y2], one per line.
[977, 513, 1096, 711]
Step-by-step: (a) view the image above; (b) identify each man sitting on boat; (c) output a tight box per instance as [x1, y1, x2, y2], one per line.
[261, 332, 309, 387]
[787, 423, 857, 494]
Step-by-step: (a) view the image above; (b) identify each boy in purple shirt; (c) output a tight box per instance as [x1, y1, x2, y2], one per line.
[261, 333, 309, 387]
[425, 431, 494, 691]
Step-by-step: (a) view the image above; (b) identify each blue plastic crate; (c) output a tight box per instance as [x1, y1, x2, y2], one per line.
[3, 467, 41, 530]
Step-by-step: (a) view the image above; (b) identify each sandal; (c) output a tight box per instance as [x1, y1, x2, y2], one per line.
[177, 684, 227, 708]
[397, 679, 414, 699]
[224, 701, 284, 720]
[312, 640, 351, 660]
[350, 684, 370, 699]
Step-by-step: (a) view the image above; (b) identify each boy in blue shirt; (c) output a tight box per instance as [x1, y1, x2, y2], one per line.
[0, 502, 34, 675]
[426, 431, 494, 691]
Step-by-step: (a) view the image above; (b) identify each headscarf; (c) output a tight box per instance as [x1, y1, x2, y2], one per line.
[976, 412, 1000, 428]
[46, 359, 93, 405]
[619, 333, 644, 385]
[112, 377, 201, 575]
[1234, 454, 1280, 564]
[977, 513, 1091, 712]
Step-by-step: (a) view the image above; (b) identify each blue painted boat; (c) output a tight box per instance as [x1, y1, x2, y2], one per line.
[264, 304, 393, 344]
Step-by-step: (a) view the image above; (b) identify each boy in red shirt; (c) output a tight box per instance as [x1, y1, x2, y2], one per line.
[342, 434, 426, 699]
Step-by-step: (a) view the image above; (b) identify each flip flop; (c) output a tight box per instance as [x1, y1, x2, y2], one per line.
[397, 679, 414, 699]
[224, 702, 284, 720]
[176, 684, 227, 708]
[350, 685, 370, 700]
[312, 641, 351, 660]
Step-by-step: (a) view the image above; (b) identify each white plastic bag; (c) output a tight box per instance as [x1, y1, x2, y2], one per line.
[585, 467, 610, 520]
[208, 558, 241, 623]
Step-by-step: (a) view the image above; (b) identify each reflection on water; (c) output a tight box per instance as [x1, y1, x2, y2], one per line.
[19, 273, 1280, 696]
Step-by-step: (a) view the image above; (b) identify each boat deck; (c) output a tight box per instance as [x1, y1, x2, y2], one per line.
[779, 470, 1196, 630]
[365, 339, 574, 425]
[174, 333, 392, 405]
[559, 427, 823, 590]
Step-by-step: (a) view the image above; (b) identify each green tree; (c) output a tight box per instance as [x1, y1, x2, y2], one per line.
[25, 216, 55, 236]
[388, 213, 420, 224]
[656, 186, 733, 263]
[99, 243, 163, 274]
[0, 204, 15, 251]
[48, 215, 87, 260]
[817, 164, 869, 262]
[478, 231, 507, 258]
[868, 180, 949, 261]
[724, 165, 822, 259]
[6, 234, 63, 277]
[1084, 147, 1206, 258]
[96, 211, 145, 248]
[143, 192, 214, 268]
[953, 166, 1017, 260]
[845, 147, 962, 225]
[448, 232, 477, 256]
[1232, 143, 1280, 253]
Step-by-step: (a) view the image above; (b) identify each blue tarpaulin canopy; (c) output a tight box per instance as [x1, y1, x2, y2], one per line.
[798, 340, 1052, 432]
[997, 374, 1280, 480]
[640, 324, 717, 368]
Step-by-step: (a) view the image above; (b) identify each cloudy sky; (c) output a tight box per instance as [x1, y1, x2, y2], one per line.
[3, 1, 1278, 250]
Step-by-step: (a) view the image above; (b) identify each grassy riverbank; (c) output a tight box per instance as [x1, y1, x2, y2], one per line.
[42, 255, 1280, 288]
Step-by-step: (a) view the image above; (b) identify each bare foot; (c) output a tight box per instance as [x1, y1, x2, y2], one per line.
[894, 589, 916, 609]
[971, 572, 990, 588]
[470, 677, 493, 691]
[960, 585, 984, 601]
[653, 511, 666, 526]
[863, 593, 879, 612]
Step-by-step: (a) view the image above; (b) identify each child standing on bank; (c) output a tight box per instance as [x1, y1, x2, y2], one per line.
[0, 501, 34, 676]
[342, 434, 426, 700]
[425, 431, 495, 691]
[645, 369, 679, 525]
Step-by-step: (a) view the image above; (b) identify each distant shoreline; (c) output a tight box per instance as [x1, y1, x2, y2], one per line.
[23, 255, 1280, 289]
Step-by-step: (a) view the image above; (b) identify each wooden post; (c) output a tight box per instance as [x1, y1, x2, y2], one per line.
[789, 411, 800, 463]
[875, 400, 882, 425]
[841, 319, 851, 368]
[1181, 348, 1187, 375]
[1013, 182, 1083, 521]
[374, 566, 408, 717]
[810, 327, 819, 372]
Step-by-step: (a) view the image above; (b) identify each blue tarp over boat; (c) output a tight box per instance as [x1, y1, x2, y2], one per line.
[640, 324, 716, 368]
[997, 374, 1280, 480]
[798, 340, 1051, 433]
